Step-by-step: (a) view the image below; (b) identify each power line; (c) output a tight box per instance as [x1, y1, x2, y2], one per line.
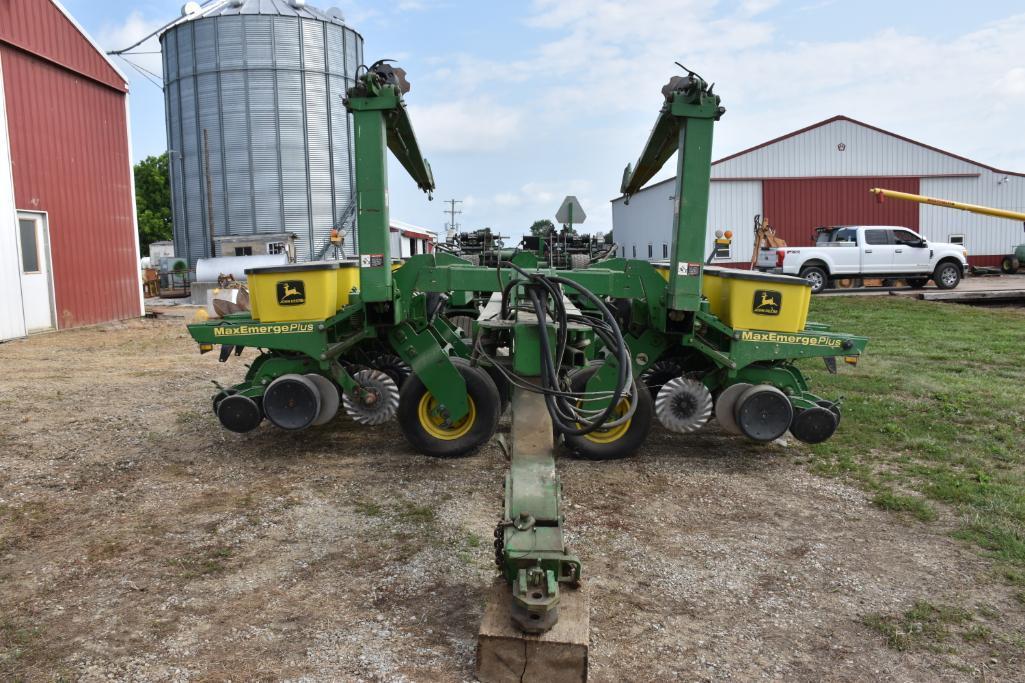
[443, 198, 462, 237]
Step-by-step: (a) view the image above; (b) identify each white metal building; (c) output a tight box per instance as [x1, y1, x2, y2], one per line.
[612, 116, 1025, 268]
[390, 219, 436, 258]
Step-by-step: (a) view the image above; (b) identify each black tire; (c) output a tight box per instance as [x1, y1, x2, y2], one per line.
[1001, 256, 1020, 275]
[933, 261, 962, 290]
[799, 266, 828, 294]
[908, 278, 928, 289]
[397, 359, 500, 458]
[478, 361, 511, 415]
[561, 365, 653, 461]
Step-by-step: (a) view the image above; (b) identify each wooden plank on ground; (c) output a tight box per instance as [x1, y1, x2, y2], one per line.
[477, 578, 589, 683]
[919, 290, 1025, 302]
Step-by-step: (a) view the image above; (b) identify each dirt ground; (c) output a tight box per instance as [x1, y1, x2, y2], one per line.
[1, 316, 1023, 682]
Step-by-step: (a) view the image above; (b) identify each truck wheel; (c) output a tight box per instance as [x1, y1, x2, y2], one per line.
[933, 262, 961, 289]
[1001, 256, 1020, 275]
[799, 266, 828, 294]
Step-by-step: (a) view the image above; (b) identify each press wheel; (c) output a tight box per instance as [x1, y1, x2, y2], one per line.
[790, 406, 838, 444]
[217, 394, 263, 434]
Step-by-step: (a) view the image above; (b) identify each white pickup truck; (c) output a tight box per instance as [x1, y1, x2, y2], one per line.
[756, 225, 969, 294]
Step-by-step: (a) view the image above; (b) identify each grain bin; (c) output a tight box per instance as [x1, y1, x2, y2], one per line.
[161, 0, 363, 268]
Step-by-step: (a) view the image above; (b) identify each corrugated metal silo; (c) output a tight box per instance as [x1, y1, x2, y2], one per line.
[161, 0, 364, 267]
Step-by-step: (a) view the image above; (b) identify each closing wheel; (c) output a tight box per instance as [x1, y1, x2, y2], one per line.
[790, 406, 839, 444]
[561, 366, 653, 461]
[304, 373, 340, 426]
[734, 384, 794, 442]
[817, 399, 841, 426]
[263, 374, 321, 431]
[714, 382, 751, 435]
[217, 394, 263, 433]
[397, 360, 500, 457]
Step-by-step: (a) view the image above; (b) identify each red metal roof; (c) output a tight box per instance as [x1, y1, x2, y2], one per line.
[0, 0, 127, 93]
[2, 44, 140, 328]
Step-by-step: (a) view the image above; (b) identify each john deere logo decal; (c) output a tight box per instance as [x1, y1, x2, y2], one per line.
[277, 280, 306, 306]
[752, 289, 781, 316]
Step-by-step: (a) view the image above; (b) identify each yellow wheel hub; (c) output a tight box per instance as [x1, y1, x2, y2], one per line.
[581, 397, 632, 444]
[417, 392, 476, 441]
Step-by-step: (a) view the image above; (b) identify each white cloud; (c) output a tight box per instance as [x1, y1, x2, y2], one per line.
[407, 99, 523, 153]
[995, 67, 1025, 97]
[95, 11, 165, 83]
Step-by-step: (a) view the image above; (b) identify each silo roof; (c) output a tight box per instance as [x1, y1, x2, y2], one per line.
[161, 0, 347, 37]
[200, 0, 346, 23]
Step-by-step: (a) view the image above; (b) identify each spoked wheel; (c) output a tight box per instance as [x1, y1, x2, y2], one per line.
[734, 384, 794, 442]
[561, 365, 653, 461]
[397, 359, 500, 457]
[655, 377, 712, 433]
[640, 358, 684, 400]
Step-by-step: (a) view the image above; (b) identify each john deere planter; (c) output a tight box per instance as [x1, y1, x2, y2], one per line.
[187, 61, 868, 633]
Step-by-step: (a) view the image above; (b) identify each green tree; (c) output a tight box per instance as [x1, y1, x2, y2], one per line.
[529, 219, 555, 237]
[134, 153, 172, 255]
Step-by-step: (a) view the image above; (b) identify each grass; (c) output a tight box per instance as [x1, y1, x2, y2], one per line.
[863, 600, 972, 651]
[168, 545, 234, 579]
[802, 297, 1025, 572]
[0, 618, 40, 672]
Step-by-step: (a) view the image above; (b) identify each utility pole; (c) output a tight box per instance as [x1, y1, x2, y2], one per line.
[443, 199, 462, 240]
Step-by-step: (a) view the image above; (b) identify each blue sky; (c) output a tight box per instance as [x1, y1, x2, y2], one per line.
[70, 0, 1025, 238]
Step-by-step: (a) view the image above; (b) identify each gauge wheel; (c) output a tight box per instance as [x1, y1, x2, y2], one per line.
[397, 359, 500, 457]
[734, 384, 794, 442]
[561, 365, 653, 461]
[1001, 256, 1019, 275]
[263, 374, 322, 431]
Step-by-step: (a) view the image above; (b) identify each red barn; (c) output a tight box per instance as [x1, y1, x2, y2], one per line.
[0, 0, 142, 342]
[613, 116, 1025, 269]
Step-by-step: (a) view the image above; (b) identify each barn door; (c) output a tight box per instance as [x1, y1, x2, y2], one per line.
[16, 211, 55, 332]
